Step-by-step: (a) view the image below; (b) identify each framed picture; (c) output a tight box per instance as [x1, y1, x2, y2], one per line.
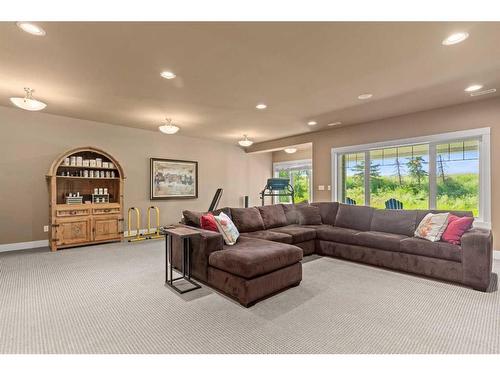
[150, 158, 198, 200]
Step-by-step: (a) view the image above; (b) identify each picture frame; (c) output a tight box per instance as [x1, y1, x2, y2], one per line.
[150, 158, 198, 200]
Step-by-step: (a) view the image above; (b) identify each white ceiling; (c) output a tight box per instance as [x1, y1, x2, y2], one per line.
[1, 22, 499, 144]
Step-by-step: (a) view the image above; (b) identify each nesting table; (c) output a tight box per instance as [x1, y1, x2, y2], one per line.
[161, 226, 202, 294]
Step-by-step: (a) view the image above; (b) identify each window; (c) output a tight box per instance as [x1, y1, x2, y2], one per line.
[436, 140, 479, 216]
[273, 159, 312, 204]
[332, 128, 490, 224]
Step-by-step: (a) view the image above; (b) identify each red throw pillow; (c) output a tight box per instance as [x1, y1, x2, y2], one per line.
[200, 213, 219, 232]
[441, 214, 474, 245]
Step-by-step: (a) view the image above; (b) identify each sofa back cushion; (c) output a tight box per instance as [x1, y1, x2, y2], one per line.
[281, 202, 307, 225]
[311, 202, 339, 225]
[182, 207, 232, 227]
[257, 204, 287, 229]
[297, 205, 323, 225]
[230, 207, 265, 233]
[370, 209, 418, 237]
[335, 204, 374, 231]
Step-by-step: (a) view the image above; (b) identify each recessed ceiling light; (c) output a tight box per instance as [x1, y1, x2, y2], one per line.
[358, 93, 373, 100]
[238, 135, 253, 147]
[464, 84, 483, 92]
[9, 87, 47, 111]
[328, 121, 342, 126]
[284, 148, 297, 154]
[256, 103, 267, 110]
[442, 32, 469, 46]
[470, 88, 497, 97]
[307, 121, 317, 126]
[160, 71, 176, 80]
[16, 22, 46, 36]
[158, 118, 179, 134]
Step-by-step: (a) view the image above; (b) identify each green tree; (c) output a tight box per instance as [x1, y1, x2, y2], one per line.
[406, 156, 428, 187]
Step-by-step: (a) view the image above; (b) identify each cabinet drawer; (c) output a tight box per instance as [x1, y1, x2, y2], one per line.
[93, 207, 121, 215]
[57, 208, 90, 217]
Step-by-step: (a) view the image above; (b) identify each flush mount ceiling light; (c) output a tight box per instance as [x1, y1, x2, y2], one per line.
[464, 84, 483, 92]
[16, 22, 46, 36]
[238, 135, 253, 147]
[158, 118, 180, 134]
[358, 93, 373, 100]
[328, 121, 342, 126]
[256, 103, 267, 110]
[9, 87, 47, 111]
[469, 88, 497, 97]
[307, 121, 317, 126]
[160, 71, 176, 80]
[284, 147, 297, 154]
[442, 32, 469, 46]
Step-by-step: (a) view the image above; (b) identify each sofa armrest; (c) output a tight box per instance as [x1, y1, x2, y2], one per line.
[461, 228, 493, 291]
[171, 225, 224, 282]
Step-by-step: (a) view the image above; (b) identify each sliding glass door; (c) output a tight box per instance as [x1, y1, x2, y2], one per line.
[273, 160, 312, 204]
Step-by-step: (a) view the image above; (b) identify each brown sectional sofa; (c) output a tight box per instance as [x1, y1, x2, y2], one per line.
[178, 202, 493, 306]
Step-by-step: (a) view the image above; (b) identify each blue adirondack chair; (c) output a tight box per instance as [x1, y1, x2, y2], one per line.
[345, 197, 357, 205]
[385, 198, 403, 209]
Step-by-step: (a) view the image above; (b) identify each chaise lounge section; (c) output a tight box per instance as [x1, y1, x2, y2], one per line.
[177, 202, 493, 306]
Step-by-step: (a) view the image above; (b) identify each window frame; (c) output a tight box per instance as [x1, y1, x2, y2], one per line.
[273, 159, 313, 204]
[331, 128, 491, 228]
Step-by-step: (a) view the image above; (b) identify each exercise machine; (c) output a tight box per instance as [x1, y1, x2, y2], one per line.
[260, 178, 294, 206]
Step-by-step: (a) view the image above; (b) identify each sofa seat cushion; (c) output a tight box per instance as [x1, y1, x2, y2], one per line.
[400, 237, 462, 262]
[239, 229, 293, 244]
[315, 226, 360, 245]
[355, 231, 408, 252]
[271, 225, 317, 243]
[210, 237, 302, 278]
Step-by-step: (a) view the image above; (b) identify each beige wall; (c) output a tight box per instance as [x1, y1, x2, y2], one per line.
[272, 148, 312, 163]
[250, 97, 500, 245]
[0, 106, 272, 245]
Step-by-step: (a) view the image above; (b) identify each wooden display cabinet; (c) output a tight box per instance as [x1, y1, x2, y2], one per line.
[46, 146, 125, 251]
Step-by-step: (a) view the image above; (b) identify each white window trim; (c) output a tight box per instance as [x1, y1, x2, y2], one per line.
[331, 127, 491, 228]
[273, 159, 313, 203]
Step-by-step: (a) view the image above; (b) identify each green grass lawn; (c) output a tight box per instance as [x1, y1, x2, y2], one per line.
[344, 173, 479, 216]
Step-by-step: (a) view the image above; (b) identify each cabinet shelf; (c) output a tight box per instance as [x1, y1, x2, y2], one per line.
[56, 176, 120, 180]
[58, 165, 118, 171]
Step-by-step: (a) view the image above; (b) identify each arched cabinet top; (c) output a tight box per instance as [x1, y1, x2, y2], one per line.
[47, 146, 125, 178]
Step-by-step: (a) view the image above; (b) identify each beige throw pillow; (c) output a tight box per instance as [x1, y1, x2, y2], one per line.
[414, 213, 450, 242]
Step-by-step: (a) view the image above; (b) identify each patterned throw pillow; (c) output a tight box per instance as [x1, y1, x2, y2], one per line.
[214, 212, 240, 245]
[414, 213, 450, 242]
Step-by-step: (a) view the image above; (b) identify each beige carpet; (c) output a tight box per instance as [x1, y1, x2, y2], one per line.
[0, 240, 498, 354]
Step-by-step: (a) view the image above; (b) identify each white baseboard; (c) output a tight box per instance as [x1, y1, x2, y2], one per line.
[0, 239, 49, 253]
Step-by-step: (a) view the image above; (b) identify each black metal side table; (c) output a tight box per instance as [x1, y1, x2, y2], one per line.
[161, 226, 202, 294]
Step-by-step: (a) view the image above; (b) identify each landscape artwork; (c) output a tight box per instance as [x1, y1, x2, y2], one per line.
[150, 158, 198, 200]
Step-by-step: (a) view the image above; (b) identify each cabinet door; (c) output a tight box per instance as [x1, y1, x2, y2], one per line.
[56, 218, 91, 246]
[93, 216, 121, 241]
